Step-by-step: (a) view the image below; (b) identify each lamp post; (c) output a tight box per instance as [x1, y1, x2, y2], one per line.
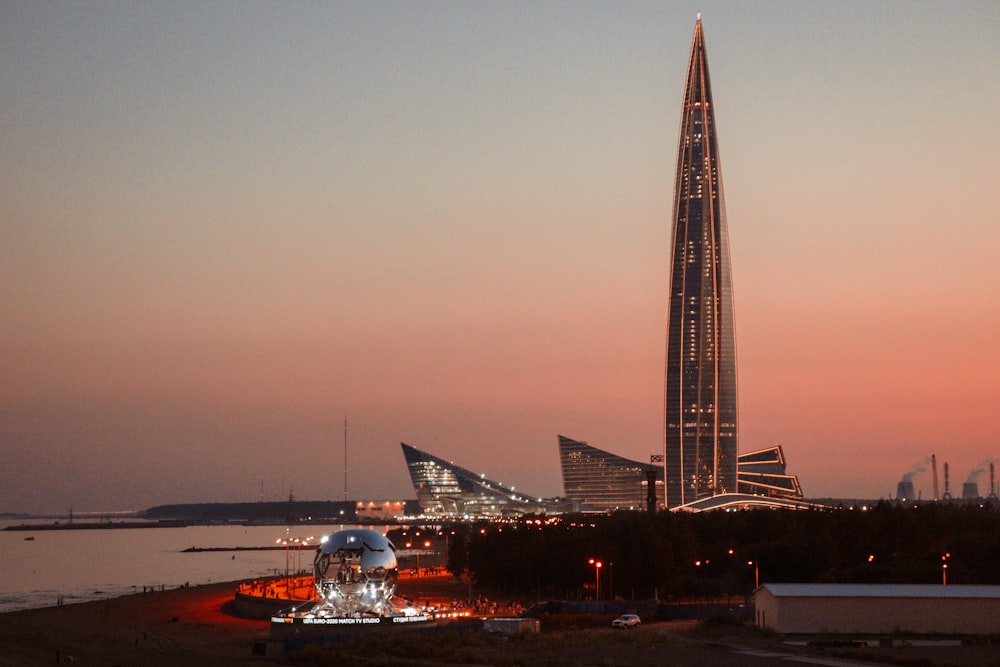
[275, 538, 291, 595]
[588, 559, 603, 601]
[942, 552, 950, 585]
[609, 562, 614, 601]
[405, 542, 417, 572]
[302, 536, 314, 575]
[747, 561, 758, 589]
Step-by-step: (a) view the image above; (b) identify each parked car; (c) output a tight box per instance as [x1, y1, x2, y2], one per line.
[611, 614, 641, 629]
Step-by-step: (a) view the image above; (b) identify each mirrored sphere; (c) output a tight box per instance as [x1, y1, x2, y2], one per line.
[313, 528, 398, 616]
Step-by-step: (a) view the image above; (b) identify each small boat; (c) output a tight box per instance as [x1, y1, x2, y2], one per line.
[24, 536, 35, 541]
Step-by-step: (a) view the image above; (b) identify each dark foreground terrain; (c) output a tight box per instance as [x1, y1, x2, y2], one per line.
[1, 575, 998, 666]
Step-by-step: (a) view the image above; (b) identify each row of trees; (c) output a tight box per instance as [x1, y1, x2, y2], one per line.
[445, 501, 1000, 601]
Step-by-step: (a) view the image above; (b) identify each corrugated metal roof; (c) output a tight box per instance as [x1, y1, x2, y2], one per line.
[759, 583, 1000, 599]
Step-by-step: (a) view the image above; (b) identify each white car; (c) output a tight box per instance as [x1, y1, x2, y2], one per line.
[611, 614, 641, 629]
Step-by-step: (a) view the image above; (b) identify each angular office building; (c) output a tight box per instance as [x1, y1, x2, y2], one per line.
[559, 436, 802, 512]
[736, 446, 803, 498]
[400, 443, 572, 518]
[664, 17, 738, 508]
[558, 435, 663, 512]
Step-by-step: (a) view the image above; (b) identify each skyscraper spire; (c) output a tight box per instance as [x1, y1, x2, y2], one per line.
[664, 17, 738, 508]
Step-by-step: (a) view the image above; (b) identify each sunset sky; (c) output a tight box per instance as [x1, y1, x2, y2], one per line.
[3, 2, 998, 514]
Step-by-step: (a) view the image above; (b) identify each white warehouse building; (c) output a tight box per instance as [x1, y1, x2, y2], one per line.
[753, 584, 1000, 635]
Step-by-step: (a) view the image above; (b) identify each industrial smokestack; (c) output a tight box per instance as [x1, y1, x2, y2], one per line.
[896, 460, 928, 501]
[967, 465, 987, 485]
[942, 463, 952, 500]
[989, 463, 998, 500]
[962, 481, 980, 500]
[901, 461, 926, 483]
[932, 454, 939, 501]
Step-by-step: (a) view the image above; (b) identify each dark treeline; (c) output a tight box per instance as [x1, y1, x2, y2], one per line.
[446, 501, 1000, 601]
[142, 500, 359, 522]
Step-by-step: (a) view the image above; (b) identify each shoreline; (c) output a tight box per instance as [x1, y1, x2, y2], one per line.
[0, 573, 472, 666]
[0, 579, 267, 666]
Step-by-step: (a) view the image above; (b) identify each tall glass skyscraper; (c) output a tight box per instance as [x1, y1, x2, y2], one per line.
[664, 17, 738, 508]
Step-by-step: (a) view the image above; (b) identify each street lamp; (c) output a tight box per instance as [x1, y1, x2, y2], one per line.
[588, 558, 603, 601]
[275, 538, 291, 594]
[405, 542, 417, 572]
[942, 552, 950, 585]
[747, 561, 759, 589]
[609, 562, 614, 600]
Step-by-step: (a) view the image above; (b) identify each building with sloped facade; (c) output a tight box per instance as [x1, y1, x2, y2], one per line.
[559, 436, 803, 512]
[400, 443, 573, 518]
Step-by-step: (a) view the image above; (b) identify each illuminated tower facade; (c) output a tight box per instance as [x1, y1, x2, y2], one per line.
[664, 18, 738, 508]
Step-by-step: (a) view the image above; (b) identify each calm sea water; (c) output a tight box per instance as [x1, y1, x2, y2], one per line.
[0, 521, 364, 613]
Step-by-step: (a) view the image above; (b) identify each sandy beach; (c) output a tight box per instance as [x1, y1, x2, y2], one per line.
[0, 580, 268, 666]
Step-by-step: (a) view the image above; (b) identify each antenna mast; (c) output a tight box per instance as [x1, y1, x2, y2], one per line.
[343, 416, 348, 500]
